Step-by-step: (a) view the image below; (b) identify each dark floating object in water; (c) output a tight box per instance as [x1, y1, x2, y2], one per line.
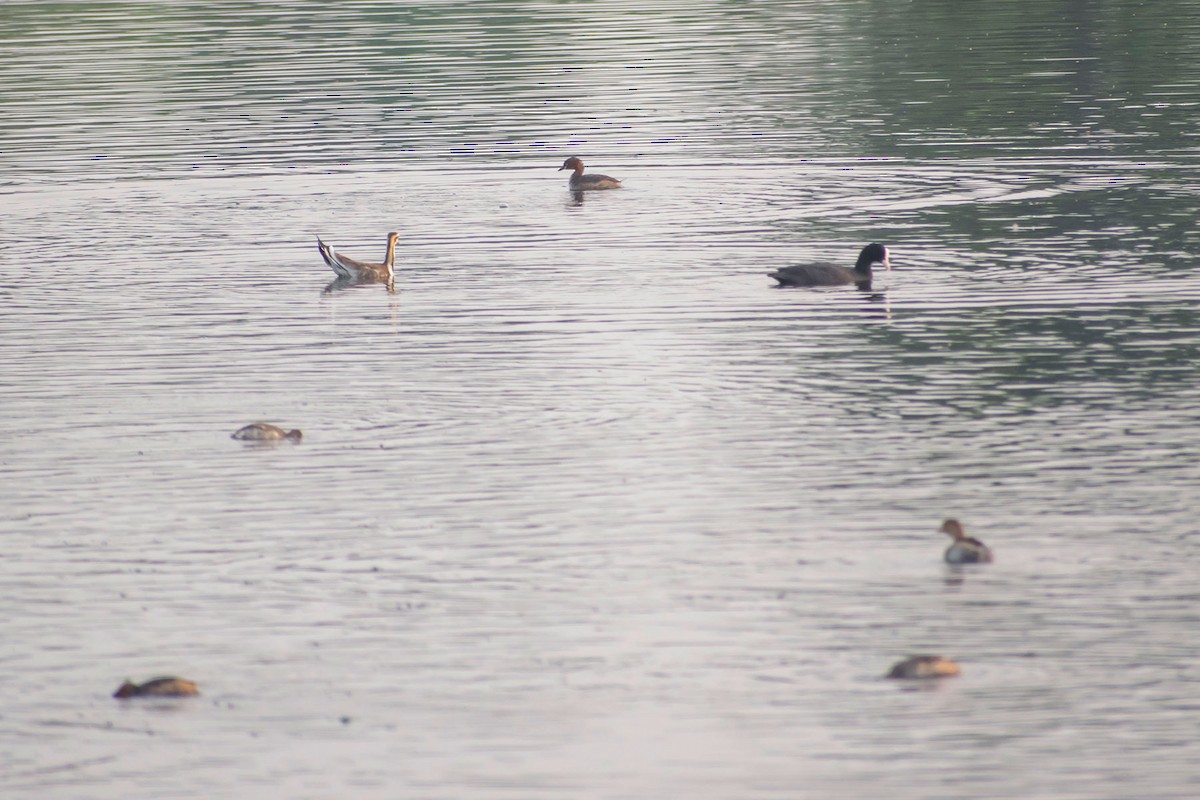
[113, 676, 200, 698]
[317, 232, 399, 283]
[769, 243, 890, 287]
[231, 423, 302, 442]
[558, 156, 622, 190]
[886, 655, 961, 680]
[941, 518, 993, 564]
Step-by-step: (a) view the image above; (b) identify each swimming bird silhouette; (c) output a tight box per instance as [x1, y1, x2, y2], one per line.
[940, 518, 993, 564]
[769, 243, 889, 287]
[317, 232, 399, 283]
[558, 157, 622, 190]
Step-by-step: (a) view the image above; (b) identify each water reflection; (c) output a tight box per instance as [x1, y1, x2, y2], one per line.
[565, 186, 628, 208]
[322, 275, 397, 295]
[231, 436, 304, 449]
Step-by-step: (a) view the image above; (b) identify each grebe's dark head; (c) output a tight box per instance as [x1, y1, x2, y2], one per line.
[940, 519, 965, 541]
[558, 157, 584, 172]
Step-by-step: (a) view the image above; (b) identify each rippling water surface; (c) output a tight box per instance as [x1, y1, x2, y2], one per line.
[4, 2, 1200, 798]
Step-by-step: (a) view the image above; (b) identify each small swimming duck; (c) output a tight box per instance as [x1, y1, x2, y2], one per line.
[231, 423, 302, 442]
[316, 232, 399, 282]
[113, 676, 200, 698]
[941, 518, 993, 564]
[558, 157, 622, 190]
[886, 655, 961, 680]
[768, 243, 890, 287]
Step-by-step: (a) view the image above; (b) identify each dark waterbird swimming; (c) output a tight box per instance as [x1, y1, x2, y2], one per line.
[885, 655, 961, 680]
[231, 423, 302, 442]
[558, 156, 622, 190]
[940, 518, 993, 564]
[769, 243, 890, 287]
[113, 676, 200, 698]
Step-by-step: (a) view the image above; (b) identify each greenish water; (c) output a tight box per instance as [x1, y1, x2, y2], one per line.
[2, 2, 1200, 799]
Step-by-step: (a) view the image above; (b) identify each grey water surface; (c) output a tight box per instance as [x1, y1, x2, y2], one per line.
[3, 2, 1200, 798]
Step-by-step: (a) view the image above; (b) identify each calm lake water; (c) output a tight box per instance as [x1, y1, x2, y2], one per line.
[3, 1, 1200, 798]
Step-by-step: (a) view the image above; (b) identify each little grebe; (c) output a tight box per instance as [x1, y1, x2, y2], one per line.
[558, 157, 622, 190]
[113, 676, 200, 698]
[940, 518, 993, 564]
[886, 655, 961, 680]
[231, 423, 302, 442]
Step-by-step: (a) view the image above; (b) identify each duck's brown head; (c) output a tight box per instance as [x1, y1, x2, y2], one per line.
[113, 681, 138, 698]
[940, 519, 966, 541]
[558, 156, 584, 173]
[285, 429, 303, 441]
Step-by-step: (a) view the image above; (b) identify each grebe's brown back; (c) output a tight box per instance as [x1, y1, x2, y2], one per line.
[113, 677, 200, 698]
[885, 656, 961, 680]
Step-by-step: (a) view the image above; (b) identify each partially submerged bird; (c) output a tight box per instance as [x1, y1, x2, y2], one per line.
[886, 655, 961, 680]
[231, 423, 302, 442]
[558, 157, 622, 190]
[940, 518, 993, 564]
[317, 232, 399, 283]
[113, 676, 200, 698]
[769, 243, 890, 287]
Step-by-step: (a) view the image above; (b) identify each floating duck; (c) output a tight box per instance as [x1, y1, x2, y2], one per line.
[886, 655, 961, 680]
[113, 676, 200, 698]
[558, 157, 622, 190]
[316, 232, 399, 283]
[769, 243, 890, 287]
[231, 423, 302, 442]
[941, 518, 993, 564]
